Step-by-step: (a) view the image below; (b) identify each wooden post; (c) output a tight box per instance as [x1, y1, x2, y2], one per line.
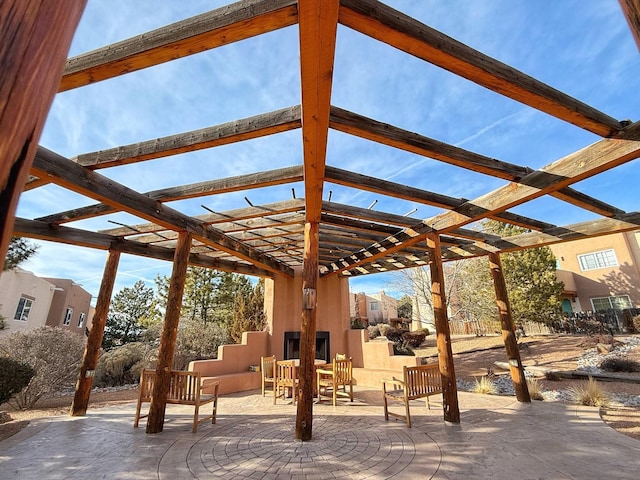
[426, 233, 460, 424]
[146, 231, 192, 434]
[295, 222, 318, 441]
[0, 1, 86, 260]
[70, 249, 121, 416]
[488, 252, 531, 402]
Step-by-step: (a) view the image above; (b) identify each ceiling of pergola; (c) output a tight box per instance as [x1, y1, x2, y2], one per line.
[15, 0, 640, 281]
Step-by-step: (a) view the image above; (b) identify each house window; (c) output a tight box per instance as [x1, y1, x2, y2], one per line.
[63, 307, 73, 325]
[370, 302, 379, 311]
[14, 296, 34, 321]
[578, 249, 618, 271]
[591, 295, 632, 311]
[77, 312, 86, 328]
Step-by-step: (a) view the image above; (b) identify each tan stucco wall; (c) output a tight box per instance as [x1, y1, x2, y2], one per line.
[264, 268, 351, 361]
[551, 232, 640, 309]
[0, 269, 55, 336]
[44, 278, 92, 336]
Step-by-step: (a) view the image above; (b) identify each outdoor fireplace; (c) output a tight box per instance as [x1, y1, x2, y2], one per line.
[284, 331, 330, 362]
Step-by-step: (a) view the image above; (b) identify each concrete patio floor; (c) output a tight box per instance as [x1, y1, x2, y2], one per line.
[1, 387, 638, 479]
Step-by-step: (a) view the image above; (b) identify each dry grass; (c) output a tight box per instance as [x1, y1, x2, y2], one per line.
[470, 376, 498, 395]
[569, 377, 609, 407]
[526, 377, 544, 401]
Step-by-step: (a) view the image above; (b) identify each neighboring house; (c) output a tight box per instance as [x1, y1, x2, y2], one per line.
[550, 231, 640, 315]
[349, 291, 398, 326]
[0, 268, 92, 337]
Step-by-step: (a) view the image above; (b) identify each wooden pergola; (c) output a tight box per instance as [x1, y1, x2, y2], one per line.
[2, 0, 640, 441]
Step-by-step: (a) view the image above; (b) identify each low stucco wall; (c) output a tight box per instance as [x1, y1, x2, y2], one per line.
[188, 331, 269, 394]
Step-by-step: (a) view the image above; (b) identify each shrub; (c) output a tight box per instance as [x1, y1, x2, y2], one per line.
[569, 377, 609, 407]
[633, 315, 640, 334]
[471, 376, 498, 395]
[599, 357, 640, 373]
[95, 342, 155, 387]
[173, 318, 230, 370]
[384, 327, 404, 343]
[368, 324, 380, 339]
[393, 343, 415, 356]
[377, 323, 392, 338]
[526, 377, 544, 401]
[402, 331, 426, 348]
[0, 358, 35, 405]
[0, 327, 85, 409]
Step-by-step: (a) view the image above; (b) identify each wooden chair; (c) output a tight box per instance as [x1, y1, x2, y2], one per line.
[273, 360, 298, 405]
[261, 355, 276, 397]
[382, 364, 442, 428]
[316, 357, 354, 406]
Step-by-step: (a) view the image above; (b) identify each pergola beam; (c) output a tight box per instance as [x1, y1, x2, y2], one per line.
[37, 164, 303, 224]
[329, 107, 626, 218]
[339, 0, 624, 137]
[59, 0, 298, 92]
[31, 147, 293, 276]
[13, 218, 272, 277]
[324, 122, 640, 275]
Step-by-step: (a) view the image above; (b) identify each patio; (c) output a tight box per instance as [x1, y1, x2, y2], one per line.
[1, 388, 638, 480]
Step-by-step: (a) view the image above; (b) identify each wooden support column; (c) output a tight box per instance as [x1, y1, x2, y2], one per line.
[295, 222, 319, 441]
[426, 233, 460, 424]
[70, 249, 121, 416]
[147, 231, 192, 434]
[0, 0, 86, 261]
[488, 252, 531, 402]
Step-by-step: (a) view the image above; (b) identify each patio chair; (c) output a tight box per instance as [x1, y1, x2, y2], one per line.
[316, 357, 354, 406]
[261, 355, 276, 397]
[273, 360, 298, 405]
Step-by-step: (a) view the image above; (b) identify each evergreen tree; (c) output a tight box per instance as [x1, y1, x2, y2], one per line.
[103, 281, 156, 349]
[229, 278, 267, 343]
[3, 237, 38, 270]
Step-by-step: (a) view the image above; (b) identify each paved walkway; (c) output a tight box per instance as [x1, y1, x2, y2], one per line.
[1, 388, 638, 479]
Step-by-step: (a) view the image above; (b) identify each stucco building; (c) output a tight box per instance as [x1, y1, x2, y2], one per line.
[550, 231, 640, 314]
[0, 268, 92, 337]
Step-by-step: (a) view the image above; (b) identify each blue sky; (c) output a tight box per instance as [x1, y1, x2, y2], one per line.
[16, 0, 640, 302]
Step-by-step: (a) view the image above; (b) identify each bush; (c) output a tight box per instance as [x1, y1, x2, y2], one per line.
[526, 377, 544, 401]
[173, 318, 230, 370]
[569, 377, 609, 407]
[95, 342, 155, 387]
[402, 331, 426, 348]
[377, 323, 392, 338]
[471, 376, 498, 395]
[633, 315, 640, 334]
[0, 358, 35, 405]
[393, 343, 415, 356]
[600, 357, 640, 373]
[384, 327, 404, 343]
[0, 327, 85, 409]
[368, 324, 380, 339]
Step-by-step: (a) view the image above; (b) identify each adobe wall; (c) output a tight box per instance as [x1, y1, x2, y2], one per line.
[264, 267, 351, 360]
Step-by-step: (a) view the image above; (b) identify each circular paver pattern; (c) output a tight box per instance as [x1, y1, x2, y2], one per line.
[185, 414, 438, 479]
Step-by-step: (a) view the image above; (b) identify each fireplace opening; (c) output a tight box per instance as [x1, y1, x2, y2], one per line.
[284, 331, 330, 362]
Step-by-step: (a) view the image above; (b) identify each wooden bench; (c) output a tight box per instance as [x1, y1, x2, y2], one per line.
[382, 364, 442, 428]
[134, 368, 219, 433]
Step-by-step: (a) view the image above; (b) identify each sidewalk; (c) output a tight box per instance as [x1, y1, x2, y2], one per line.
[1, 388, 638, 479]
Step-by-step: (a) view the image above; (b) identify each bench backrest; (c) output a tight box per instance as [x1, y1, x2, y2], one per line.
[139, 368, 204, 402]
[403, 364, 442, 400]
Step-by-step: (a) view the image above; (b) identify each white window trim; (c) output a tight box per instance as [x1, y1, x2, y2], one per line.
[77, 312, 86, 328]
[63, 307, 73, 325]
[577, 249, 618, 272]
[590, 295, 632, 311]
[14, 296, 34, 322]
